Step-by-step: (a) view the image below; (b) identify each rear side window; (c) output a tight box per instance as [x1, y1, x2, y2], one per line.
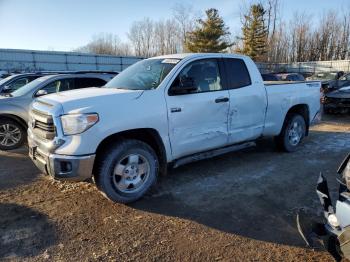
[40, 78, 75, 94]
[224, 58, 251, 89]
[8, 77, 30, 91]
[75, 78, 106, 89]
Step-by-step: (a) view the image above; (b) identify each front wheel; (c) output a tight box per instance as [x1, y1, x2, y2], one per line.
[95, 140, 159, 203]
[275, 114, 306, 152]
[0, 119, 26, 151]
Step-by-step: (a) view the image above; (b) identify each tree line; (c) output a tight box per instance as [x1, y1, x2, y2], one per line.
[75, 1, 350, 63]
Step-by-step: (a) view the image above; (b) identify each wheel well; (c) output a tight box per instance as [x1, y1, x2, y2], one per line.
[285, 104, 310, 136]
[0, 114, 27, 130]
[93, 128, 167, 176]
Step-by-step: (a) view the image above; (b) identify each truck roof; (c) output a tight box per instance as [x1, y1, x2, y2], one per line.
[151, 53, 249, 60]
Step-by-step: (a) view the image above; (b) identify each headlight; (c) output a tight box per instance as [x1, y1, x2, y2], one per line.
[328, 214, 340, 228]
[61, 113, 99, 135]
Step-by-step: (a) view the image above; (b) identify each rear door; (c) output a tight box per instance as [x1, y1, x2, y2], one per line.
[223, 58, 267, 144]
[166, 58, 230, 159]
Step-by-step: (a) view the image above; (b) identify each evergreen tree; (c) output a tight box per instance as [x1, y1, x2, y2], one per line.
[241, 4, 268, 61]
[185, 9, 232, 53]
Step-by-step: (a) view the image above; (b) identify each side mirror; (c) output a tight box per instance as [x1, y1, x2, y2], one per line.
[36, 90, 48, 97]
[2, 85, 13, 93]
[169, 77, 197, 95]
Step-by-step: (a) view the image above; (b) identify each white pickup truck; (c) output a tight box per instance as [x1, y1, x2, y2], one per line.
[28, 53, 321, 203]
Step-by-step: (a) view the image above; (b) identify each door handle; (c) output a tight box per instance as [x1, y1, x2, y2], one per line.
[215, 97, 229, 103]
[171, 107, 182, 113]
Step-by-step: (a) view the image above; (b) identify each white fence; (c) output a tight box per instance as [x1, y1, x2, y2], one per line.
[257, 60, 350, 74]
[2, 49, 349, 75]
[0, 49, 143, 73]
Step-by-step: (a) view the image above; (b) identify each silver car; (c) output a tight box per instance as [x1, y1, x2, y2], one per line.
[0, 72, 116, 150]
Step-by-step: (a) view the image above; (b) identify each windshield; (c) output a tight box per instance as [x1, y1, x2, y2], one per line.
[11, 75, 52, 97]
[105, 58, 179, 90]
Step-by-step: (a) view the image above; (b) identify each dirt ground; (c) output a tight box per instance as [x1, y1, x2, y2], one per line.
[0, 114, 349, 261]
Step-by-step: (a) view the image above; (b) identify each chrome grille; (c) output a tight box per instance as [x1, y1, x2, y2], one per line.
[31, 109, 56, 140]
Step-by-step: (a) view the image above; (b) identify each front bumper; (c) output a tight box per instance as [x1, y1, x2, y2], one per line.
[324, 97, 350, 112]
[316, 174, 350, 259]
[29, 146, 95, 181]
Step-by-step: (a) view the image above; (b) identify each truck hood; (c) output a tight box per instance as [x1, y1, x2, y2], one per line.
[37, 87, 144, 114]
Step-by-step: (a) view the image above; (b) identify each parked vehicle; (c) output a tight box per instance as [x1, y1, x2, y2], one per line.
[277, 73, 305, 81]
[321, 72, 350, 94]
[298, 153, 350, 261]
[0, 73, 52, 94]
[0, 72, 11, 79]
[0, 72, 116, 150]
[28, 53, 321, 203]
[323, 85, 350, 114]
[307, 71, 344, 81]
[261, 73, 281, 81]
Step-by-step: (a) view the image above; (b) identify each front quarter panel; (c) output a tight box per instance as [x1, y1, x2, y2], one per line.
[0, 97, 30, 122]
[54, 89, 171, 160]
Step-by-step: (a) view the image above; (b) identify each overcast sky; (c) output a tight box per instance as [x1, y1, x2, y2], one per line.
[0, 0, 348, 51]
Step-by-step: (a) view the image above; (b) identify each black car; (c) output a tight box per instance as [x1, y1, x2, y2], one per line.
[321, 72, 350, 94]
[261, 73, 281, 81]
[323, 85, 350, 114]
[0, 73, 53, 93]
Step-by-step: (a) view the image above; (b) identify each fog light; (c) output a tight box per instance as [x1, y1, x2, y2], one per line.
[328, 214, 340, 228]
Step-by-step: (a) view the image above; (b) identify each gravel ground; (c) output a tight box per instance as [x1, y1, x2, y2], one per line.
[0, 114, 349, 261]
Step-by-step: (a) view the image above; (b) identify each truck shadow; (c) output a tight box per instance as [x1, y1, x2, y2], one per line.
[0, 203, 58, 259]
[0, 147, 40, 191]
[132, 130, 349, 247]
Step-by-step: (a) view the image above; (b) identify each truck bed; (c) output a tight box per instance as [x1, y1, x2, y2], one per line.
[262, 81, 321, 136]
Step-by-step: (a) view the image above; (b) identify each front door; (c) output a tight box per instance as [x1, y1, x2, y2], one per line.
[166, 58, 230, 159]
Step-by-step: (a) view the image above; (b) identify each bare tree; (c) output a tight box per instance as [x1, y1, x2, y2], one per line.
[75, 33, 132, 56]
[172, 3, 195, 51]
[128, 18, 155, 57]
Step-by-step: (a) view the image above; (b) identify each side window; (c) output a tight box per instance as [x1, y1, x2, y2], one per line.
[170, 59, 223, 94]
[75, 78, 106, 89]
[8, 77, 30, 90]
[224, 58, 251, 89]
[39, 78, 75, 95]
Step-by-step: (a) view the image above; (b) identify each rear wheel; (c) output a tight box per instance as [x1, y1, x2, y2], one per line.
[275, 114, 306, 152]
[95, 139, 159, 203]
[0, 119, 26, 151]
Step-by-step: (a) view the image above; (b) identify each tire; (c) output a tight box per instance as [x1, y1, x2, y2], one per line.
[275, 114, 306, 152]
[94, 139, 159, 203]
[0, 119, 26, 151]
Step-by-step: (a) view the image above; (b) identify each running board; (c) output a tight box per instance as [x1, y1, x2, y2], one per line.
[172, 141, 256, 168]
